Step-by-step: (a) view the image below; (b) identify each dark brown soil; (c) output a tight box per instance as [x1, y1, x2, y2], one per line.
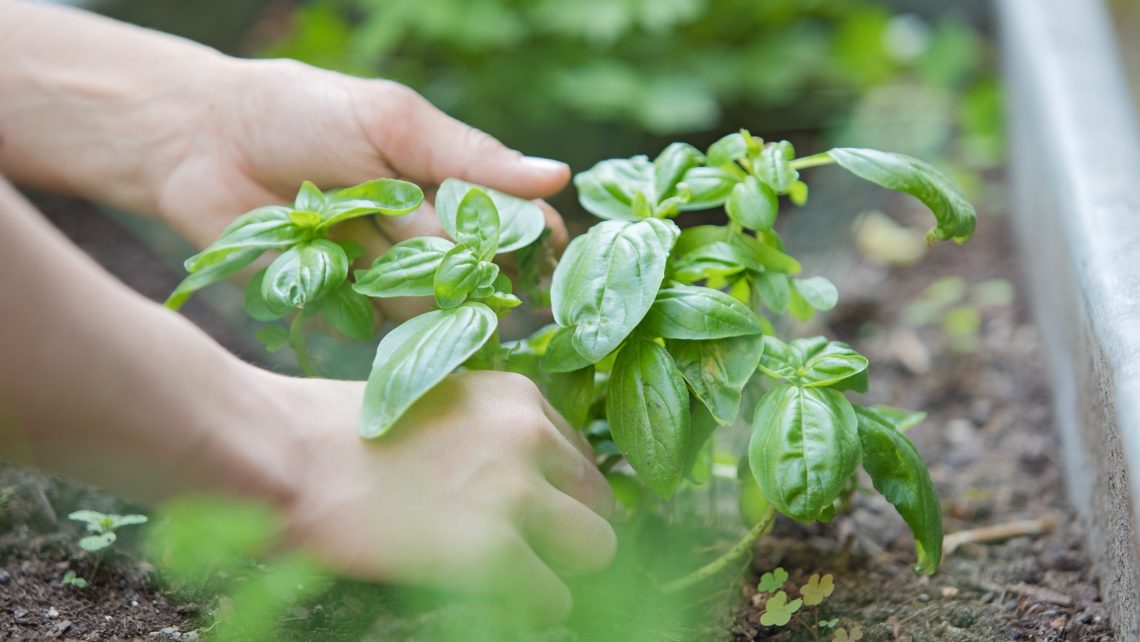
[731, 211, 1113, 641]
[0, 193, 1115, 640]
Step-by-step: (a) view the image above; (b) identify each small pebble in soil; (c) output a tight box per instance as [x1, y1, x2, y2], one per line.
[941, 586, 960, 598]
[47, 607, 59, 618]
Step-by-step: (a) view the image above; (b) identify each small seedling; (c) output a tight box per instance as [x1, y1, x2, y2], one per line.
[68, 510, 148, 552]
[62, 570, 88, 589]
[757, 568, 862, 641]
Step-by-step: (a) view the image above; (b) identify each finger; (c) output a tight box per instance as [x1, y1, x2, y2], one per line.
[389, 89, 570, 199]
[484, 534, 573, 624]
[520, 485, 617, 575]
[536, 200, 569, 255]
[540, 398, 593, 460]
[538, 403, 614, 521]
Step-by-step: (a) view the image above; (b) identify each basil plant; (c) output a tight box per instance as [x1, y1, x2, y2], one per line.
[169, 128, 974, 587]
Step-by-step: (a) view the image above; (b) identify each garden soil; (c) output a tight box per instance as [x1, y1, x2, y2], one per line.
[0, 193, 1115, 641]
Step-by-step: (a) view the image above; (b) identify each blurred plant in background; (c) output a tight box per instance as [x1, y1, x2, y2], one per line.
[259, 0, 1002, 186]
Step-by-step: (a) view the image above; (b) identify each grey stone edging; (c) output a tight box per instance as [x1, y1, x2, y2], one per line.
[1001, 0, 1140, 636]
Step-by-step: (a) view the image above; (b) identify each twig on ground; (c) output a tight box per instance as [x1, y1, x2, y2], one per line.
[942, 514, 1058, 557]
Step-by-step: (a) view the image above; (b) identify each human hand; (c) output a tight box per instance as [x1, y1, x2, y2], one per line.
[268, 369, 615, 623]
[156, 58, 569, 317]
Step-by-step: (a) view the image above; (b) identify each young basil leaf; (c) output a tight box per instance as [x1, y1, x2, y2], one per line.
[749, 385, 861, 522]
[756, 141, 799, 193]
[787, 284, 815, 321]
[854, 406, 942, 574]
[550, 218, 679, 363]
[733, 233, 801, 274]
[753, 272, 791, 314]
[758, 336, 869, 388]
[606, 339, 691, 499]
[433, 245, 481, 309]
[726, 176, 778, 231]
[791, 276, 839, 312]
[360, 302, 497, 438]
[254, 325, 290, 353]
[540, 325, 595, 373]
[667, 334, 765, 425]
[353, 237, 455, 299]
[293, 180, 327, 212]
[165, 247, 262, 311]
[706, 132, 749, 167]
[679, 167, 738, 210]
[825, 367, 869, 394]
[262, 240, 349, 309]
[547, 365, 595, 429]
[436, 179, 545, 254]
[244, 268, 291, 322]
[573, 155, 655, 221]
[641, 285, 764, 340]
[653, 142, 705, 199]
[321, 178, 425, 227]
[672, 224, 729, 257]
[183, 206, 301, 273]
[289, 210, 322, 228]
[451, 188, 500, 259]
[317, 282, 376, 341]
[867, 405, 927, 432]
[788, 181, 809, 206]
[828, 148, 976, 243]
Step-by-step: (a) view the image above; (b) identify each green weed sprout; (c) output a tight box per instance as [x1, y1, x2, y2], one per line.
[68, 509, 148, 553]
[756, 567, 863, 641]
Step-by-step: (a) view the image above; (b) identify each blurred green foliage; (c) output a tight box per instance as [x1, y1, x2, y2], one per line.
[263, 0, 1003, 174]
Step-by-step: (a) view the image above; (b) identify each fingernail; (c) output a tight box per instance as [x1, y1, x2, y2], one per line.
[521, 156, 569, 174]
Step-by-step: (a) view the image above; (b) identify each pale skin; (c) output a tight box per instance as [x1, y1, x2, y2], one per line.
[0, 0, 612, 623]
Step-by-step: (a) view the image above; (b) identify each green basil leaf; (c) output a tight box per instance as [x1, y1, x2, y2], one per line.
[825, 367, 869, 394]
[606, 339, 690, 499]
[436, 179, 545, 253]
[641, 285, 763, 340]
[289, 210, 322, 228]
[756, 141, 799, 193]
[668, 334, 765, 425]
[672, 224, 729, 257]
[548, 365, 595, 429]
[453, 187, 500, 259]
[792, 276, 839, 311]
[828, 148, 976, 243]
[165, 247, 262, 311]
[262, 240, 349, 309]
[433, 245, 481, 309]
[753, 272, 791, 314]
[726, 176, 778, 231]
[758, 336, 869, 388]
[540, 325, 595, 373]
[293, 180, 326, 212]
[353, 237, 455, 298]
[654, 142, 705, 199]
[244, 268, 290, 321]
[679, 167, 738, 210]
[733, 233, 801, 274]
[854, 406, 942, 574]
[360, 302, 497, 438]
[738, 456, 773, 527]
[867, 405, 927, 432]
[706, 132, 749, 167]
[550, 218, 679, 363]
[254, 325, 290, 353]
[321, 178, 424, 227]
[787, 285, 815, 321]
[573, 155, 655, 221]
[749, 385, 861, 522]
[184, 206, 300, 273]
[684, 400, 720, 481]
[317, 282, 376, 341]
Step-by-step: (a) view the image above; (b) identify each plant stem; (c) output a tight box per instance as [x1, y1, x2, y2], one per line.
[789, 153, 837, 170]
[661, 506, 776, 593]
[288, 312, 320, 378]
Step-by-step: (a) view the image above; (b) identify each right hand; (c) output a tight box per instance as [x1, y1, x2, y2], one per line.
[270, 370, 616, 623]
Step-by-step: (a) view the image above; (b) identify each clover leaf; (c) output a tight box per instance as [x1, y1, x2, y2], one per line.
[757, 567, 789, 593]
[801, 572, 835, 606]
[760, 590, 803, 627]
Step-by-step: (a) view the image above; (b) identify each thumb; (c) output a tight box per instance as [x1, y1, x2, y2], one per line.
[385, 85, 570, 199]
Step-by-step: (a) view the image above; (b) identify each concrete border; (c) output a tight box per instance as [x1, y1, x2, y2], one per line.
[1001, 0, 1140, 636]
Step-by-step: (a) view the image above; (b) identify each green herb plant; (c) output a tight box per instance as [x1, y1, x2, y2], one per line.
[168, 128, 973, 596]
